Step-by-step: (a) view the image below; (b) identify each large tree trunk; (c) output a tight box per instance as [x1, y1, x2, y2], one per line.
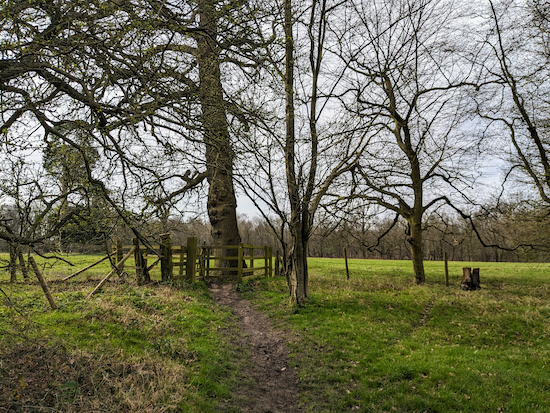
[405, 124, 425, 285]
[408, 218, 425, 284]
[283, 0, 309, 304]
[290, 228, 309, 306]
[196, 0, 242, 262]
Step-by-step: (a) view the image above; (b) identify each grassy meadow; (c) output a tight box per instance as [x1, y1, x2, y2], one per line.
[0, 253, 245, 412]
[1, 254, 549, 412]
[243, 258, 550, 412]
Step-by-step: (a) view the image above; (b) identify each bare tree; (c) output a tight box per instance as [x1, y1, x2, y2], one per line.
[335, 0, 480, 284]
[475, 0, 550, 209]
[0, 1, 203, 249]
[1, 0, 269, 255]
[236, 0, 366, 304]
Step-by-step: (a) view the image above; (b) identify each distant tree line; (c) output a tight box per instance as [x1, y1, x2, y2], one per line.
[307, 202, 550, 263]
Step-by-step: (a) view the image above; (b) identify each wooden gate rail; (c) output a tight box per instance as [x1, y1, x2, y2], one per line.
[203, 243, 273, 282]
[79, 236, 273, 297]
[87, 245, 137, 298]
[133, 236, 198, 284]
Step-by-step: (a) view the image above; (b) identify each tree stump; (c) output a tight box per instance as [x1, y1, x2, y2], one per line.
[461, 267, 481, 290]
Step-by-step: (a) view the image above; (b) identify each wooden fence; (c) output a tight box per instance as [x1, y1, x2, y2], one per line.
[200, 243, 274, 282]
[80, 235, 273, 298]
[105, 235, 273, 283]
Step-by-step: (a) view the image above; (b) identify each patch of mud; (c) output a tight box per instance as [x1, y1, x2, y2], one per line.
[209, 283, 302, 413]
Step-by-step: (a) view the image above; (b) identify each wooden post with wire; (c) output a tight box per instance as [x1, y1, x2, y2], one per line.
[344, 247, 350, 280]
[444, 251, 449, 287]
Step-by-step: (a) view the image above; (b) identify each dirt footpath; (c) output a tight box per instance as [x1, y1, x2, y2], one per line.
[209, 283, 302, 413]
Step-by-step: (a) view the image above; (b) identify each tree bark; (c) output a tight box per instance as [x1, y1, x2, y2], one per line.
[408, 218, 426, 284]
[405, 121, 426, 285]
[17, 248, 29, 280]
[283, 0, 309, 305]
[196, 0, 242, 262]
[290, 229, 309, 306]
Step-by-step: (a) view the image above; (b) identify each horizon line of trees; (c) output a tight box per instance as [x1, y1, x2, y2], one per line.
[3, 197, 548, 265]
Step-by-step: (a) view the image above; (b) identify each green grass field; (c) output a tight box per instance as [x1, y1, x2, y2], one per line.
[0, 253, 244, 412]
[1, 255, 549, 412]
[244, 258, 550, 412]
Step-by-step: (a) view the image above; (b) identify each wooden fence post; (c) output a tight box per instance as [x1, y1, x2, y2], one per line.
[179, 245, 186, 278]
[116, 240, 124, 273]
[275, 250, 280, 277]
[198, 246, 205, 279]
[344, 247, 350, 280]
[9, 243, 17, 283]
[250, 246, 254, 271]
[141, 247, 151, 285]
[160, 233, 173, 281]
[444, 251, 449, 287]
[268, 247, 273, 277]
[186, 237, 198, 283]
[28, 257, 57, 310]
[237, 243, 243, 282]
[264, 246, 269, 277]
[133, 237, 143, 285]
[206, 247, 211, 278]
